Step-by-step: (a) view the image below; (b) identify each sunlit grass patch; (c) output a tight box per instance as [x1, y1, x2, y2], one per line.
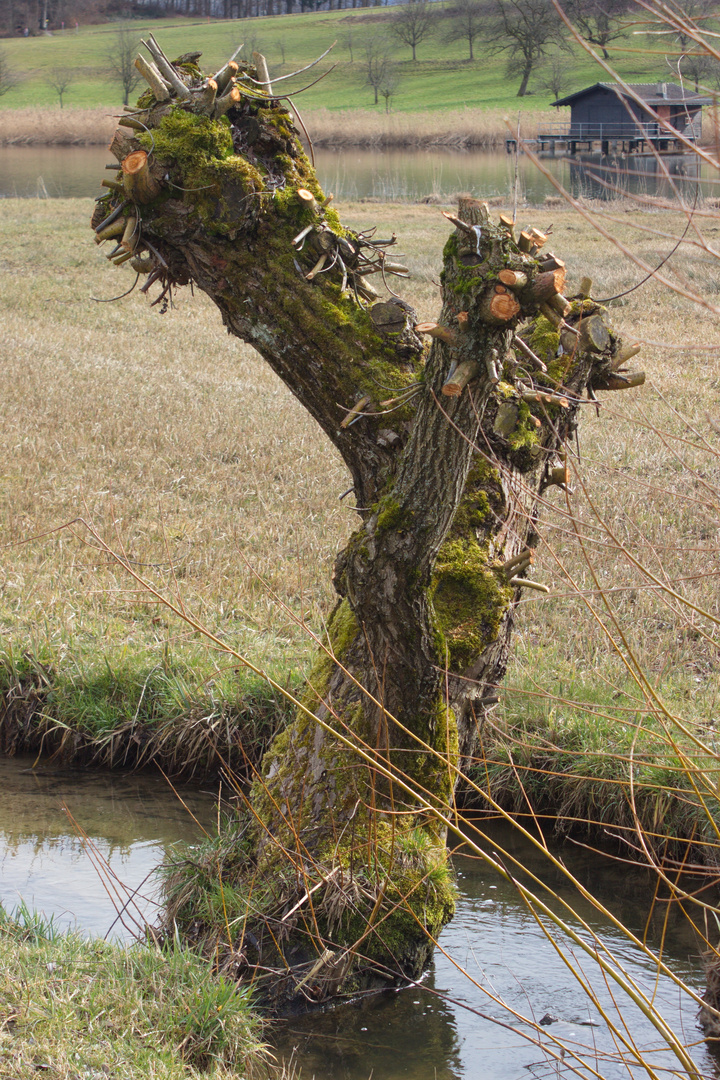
[0, 905, 267, 1079]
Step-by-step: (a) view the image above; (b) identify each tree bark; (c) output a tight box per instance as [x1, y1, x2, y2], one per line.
[92, 44, 639, 1011]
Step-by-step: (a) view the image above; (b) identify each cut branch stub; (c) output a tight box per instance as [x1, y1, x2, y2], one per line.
[121, 150, 162, 204]
[415, 321, 457, 344]
[599, 371, 646, 390]
[214, 83, 241, 117]
[498, 269, 528, 290]
[134, 55, 171, 102]
[109, 128, 139, 163]
[193, 78, 218, 115]
[479, 290, 521, 324]
[213, 59, 239, 93]
[612, 342, 641, 369]
[370, 302, 409, 335]
[578, 314, 610, 354]
[297, 188, 319, 213]
[526, 267, 566, 305]
[442, 359, 480, 397]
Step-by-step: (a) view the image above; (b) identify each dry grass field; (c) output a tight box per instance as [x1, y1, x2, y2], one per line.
[0, 194, 718, 797]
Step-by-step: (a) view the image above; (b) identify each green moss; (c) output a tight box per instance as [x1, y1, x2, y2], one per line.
[431, 538, 512, 671]
[443, 233, 459, 259]
[142, 108, 234, 171]
[526, 316, 560, 363]
[508, 400, 540, 451]
[298, 598, 358, 715]
[376, 494, 413, 533]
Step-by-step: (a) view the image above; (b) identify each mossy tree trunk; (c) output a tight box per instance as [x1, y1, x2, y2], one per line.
[92, 42, 644, 1009]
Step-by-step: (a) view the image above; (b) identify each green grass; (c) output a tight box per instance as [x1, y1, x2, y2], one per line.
[0, 6, 682, 113]
[471, 643, 720, 861]
[0, 640, 296, 775]
[0, 906, 267, 1079]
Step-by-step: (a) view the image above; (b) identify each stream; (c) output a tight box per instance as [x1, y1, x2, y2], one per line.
[0, 754, 715, 1080]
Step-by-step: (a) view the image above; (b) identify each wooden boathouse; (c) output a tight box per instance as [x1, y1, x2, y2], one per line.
[508, 82, 711, 155]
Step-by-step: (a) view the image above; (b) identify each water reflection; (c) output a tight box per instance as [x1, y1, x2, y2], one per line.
[0, 753, 714, 1080]
[273, 821, 714, 1080]
[1, 144, 717, 203]
[0, 755, 215, 938]
[568, 152, 704, 201]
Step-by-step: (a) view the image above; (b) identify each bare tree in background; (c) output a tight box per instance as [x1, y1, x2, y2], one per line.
[45, 66, 74, 107]
[362, 34, 395, 105]
[540, 49, 573, 99]
[379, 59, 400, 111]
[341, 25, 356, 63]
[392, 0, 436, 61]
[442, 0, 484, 60]
[486, 0, 567, 96]
[0, 50, 18, 98]
[106, 28, 142, 106]
[562, 0, 630, 59]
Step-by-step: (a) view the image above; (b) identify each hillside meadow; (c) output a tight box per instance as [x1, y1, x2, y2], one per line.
[0, 190, 718, 843]
[0, 5, 691, 120]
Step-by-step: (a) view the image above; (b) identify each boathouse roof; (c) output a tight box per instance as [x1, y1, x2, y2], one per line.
[552, 82, 713, 107]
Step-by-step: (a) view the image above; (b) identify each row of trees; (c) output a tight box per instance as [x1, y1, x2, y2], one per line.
[364, 0, 719, 98]
[2, 0, 720, 102]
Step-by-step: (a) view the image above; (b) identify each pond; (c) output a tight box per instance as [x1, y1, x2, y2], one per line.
[0, 754, 714, 1080]
[0, 145, 714, 203]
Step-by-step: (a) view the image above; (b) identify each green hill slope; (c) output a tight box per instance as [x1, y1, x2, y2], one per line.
[0, 7, 677, 113]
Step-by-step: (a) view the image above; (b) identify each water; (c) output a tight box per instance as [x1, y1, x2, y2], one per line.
[272, 822, 716, 1080]
[0, 754, 217, 938]
[0, 753, 713, 1078]
[0, 145, 715, 202]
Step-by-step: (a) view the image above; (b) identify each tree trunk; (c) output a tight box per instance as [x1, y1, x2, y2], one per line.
[92, 44, 642, 1011]
[517, 60, 532, 96]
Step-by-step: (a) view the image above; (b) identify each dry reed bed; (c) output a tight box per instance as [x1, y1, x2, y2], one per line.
[0, 106, 552, 148]
[0, 197, 718, 793]
[303, 107, 555, 149]
[0, 106, 118, 146]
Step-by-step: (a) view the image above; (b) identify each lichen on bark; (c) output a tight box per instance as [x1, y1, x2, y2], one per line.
[93, 42, 641, 1009]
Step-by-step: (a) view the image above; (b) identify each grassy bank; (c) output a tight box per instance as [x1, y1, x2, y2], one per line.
[0, 907, 267, 1079]
[0, 7, 681, 115]
[1, 195, 719, 845]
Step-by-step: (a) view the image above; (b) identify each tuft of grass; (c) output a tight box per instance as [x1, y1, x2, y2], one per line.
[0, 906, 268, 1079]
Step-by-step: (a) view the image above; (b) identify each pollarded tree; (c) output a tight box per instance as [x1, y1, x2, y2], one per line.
[92, 39, 644, 1008]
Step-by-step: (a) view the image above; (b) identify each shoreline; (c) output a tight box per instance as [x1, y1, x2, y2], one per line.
[3, 655, 716, 869]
